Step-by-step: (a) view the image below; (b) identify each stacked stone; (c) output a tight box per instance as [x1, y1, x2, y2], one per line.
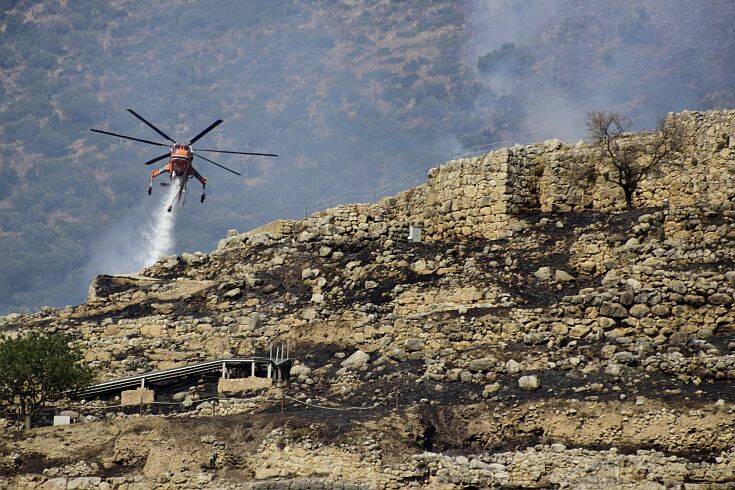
[393, 151, 516, 240]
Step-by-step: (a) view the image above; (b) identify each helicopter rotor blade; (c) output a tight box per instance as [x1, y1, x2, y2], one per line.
[197, 149, 278, 157]
[194, 153, 242, 176]
[90, 128, 169, 147]
[144, 152, 170, 166]
[127, 108, 177, 144]
[188, 119, 223, 145]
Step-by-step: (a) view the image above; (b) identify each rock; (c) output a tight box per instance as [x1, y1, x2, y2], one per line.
[298, 231, 313, 242]
[411, 259, 429, 273]
[302, 308, 319, 321]
[319, 246, 333, 257]
[301, 268, 320, 280]
[708, 293, 732, 305]
[629, 304, 650, 318]
[341, 350, 370, 369]
[518, 375, 540, 391]
[669, 280, 687, 294]
[42, 478, 68, 490]
[605, 364, 623, 376]
[569, 325, 591, 338]
[290, 363, 312, 378]
[534, 267, 552, 281]
[651, 304, 670, 317]
[67, 477, 102, 489]
[554, 270, 575, 282]
[482, 383, 501, 398]
[601, 269, 621, 287]
[624, 237, 640, 249]
[613, 351, 636, 365]
[600, 302, 628, 319]
[404, 338, 425, 352]
[468, 357, 496, 372]
[601, 345, 617, 359]
[505, 359, 521, 374]
[223, 287, 241, 298]
[140, 324, 165, 337]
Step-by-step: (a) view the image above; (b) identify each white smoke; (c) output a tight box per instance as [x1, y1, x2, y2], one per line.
[85, 179, 180, 276]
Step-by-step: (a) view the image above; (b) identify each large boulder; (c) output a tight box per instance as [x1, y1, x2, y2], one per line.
[341, 350, 370, 369]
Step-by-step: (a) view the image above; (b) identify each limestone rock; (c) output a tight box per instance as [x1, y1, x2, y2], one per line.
[554, 269, 575, 282]
[341, 350, 370, 369]
[404, 338, 425, 352]
[518, 375, 540, 391]
[534, 267, 552, 281]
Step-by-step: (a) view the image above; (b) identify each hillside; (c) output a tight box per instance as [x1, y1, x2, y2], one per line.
[1, 109, 734, 488]
[2, 0, 735, 313]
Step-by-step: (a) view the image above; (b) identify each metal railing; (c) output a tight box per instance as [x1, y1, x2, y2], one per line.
[74, 353, 292, 399]
[283, 134, 547, 220]
[283, 162, 440, 218]
[449, 139, 516, 159]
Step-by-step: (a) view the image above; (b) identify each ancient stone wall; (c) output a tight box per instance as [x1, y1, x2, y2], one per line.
[538, 110, 735, 213]
[386, 109, 735, 241]
[232, 110, 733, 245]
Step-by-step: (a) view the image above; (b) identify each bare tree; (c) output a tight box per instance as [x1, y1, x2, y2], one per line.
[585, 111, 685, 209]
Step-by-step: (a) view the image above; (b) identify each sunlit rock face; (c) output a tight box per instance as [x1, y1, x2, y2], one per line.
[2, 109, 735, 488]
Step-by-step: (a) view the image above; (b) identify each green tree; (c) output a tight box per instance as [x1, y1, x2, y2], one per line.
[0, 331, 95, 429]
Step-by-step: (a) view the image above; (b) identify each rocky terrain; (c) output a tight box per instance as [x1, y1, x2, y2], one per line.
[1, 109, 735, 488]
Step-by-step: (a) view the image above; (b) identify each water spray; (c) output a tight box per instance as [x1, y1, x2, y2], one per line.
[85, 179, 180, 277]
[136, 179, 179, 267]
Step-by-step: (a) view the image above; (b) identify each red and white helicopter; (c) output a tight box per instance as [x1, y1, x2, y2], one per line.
[91, 109, 277, 212]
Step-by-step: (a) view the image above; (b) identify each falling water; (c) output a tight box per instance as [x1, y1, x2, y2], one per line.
[135, 181, 179, 267]
[85, 179, 180, 276]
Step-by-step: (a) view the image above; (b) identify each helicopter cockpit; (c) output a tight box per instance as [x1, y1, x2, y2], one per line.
[171, 143, 193, 161]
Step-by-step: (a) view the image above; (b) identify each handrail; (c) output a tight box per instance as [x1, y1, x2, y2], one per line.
[75, 356, 292, 398]
[283, 134, 553, 219]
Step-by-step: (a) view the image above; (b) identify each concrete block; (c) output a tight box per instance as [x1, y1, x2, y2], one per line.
[121, 388, 155, 406]
[217, 377, 272, 394]
[53, 415, 72, 426]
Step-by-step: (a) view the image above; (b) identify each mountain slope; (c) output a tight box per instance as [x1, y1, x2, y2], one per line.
[1, 0, 735, 313]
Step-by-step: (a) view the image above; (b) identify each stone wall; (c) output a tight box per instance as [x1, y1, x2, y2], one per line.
[233, 109, 733, 245]
[217, 377, 272, 394]
[389, 142, 552, 240]
[539, 110, 735, 213]
[384, 109, 735, 241]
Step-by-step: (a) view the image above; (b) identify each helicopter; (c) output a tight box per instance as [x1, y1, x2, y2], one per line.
[91, 109, 278, 212]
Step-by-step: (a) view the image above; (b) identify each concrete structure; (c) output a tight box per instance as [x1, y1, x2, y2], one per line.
[121, 388, 155, 406]
[217, 377, 273, 394]
[75, 355, 292, 400]
[53, 415, 72, 426]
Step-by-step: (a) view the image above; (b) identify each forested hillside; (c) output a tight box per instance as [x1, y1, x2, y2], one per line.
[1, 0, 734, 313]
